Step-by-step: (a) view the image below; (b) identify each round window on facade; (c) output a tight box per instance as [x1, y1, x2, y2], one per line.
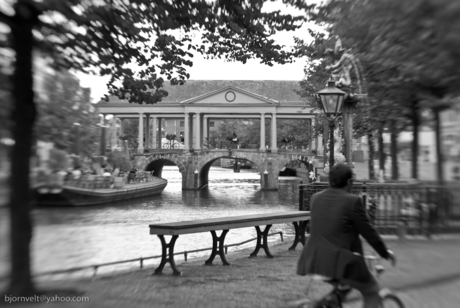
[225, 91, 236, 102]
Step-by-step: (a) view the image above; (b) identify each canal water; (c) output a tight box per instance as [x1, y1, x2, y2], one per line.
[0, 167, 302, 278]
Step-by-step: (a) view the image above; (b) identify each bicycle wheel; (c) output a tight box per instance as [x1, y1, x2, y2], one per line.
[380, 293, 404, 308]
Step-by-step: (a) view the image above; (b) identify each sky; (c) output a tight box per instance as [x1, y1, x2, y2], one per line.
[76, 47, 311, 103]
[75, 1, 321, 103]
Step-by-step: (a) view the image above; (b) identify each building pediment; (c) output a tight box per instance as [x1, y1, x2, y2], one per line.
[181, 86, 279, 106]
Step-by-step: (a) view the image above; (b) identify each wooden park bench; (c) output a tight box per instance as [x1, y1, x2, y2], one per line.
[149, 211, 310, 275]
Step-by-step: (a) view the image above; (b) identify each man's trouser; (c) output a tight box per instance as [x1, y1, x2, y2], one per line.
[342, 274, 381, 308]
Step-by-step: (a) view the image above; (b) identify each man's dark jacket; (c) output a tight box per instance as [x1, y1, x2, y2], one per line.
[297, 189, 389, 284]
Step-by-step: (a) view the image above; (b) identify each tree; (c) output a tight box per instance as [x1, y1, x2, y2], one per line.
[299, 0, 460, 181]
[47, 148, 68, 172]
[35, 69, 100, 155]
[277, 119, 312, 149]
[0, 0, 312, 295]
[107, 150, 132, 173]
[324, 0, 460, 182]
[119, 119, 139, 150]
[0, 48, 13, 140]
[210, 119, 257, 149]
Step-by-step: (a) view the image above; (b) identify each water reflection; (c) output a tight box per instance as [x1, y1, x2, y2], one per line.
[0, 167, 301, 277]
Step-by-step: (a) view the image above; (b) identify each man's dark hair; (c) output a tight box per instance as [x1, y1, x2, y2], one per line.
[329, 164, 353, 188]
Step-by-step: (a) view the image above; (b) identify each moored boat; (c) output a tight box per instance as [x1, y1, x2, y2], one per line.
[220, 158, 253, 169]
[34, 172, 167, 207]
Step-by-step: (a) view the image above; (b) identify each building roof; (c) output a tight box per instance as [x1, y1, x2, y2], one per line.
[100, 80, 304, 105]
[181, 85, 280, 105]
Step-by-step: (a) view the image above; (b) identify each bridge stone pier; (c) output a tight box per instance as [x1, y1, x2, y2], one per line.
[133, 150, 313, 190]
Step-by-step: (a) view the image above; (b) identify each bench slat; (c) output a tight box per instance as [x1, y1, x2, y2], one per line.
[149, 211, 310, 235]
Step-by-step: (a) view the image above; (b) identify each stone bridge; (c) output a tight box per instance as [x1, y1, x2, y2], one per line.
[133, 149, 314, 190]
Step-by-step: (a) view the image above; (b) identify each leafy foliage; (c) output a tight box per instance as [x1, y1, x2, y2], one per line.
[2, 1, 317, 295]
[119, 119, 139, 149]
[34, 69, 100, 155]
[277, 119, 312, 149]
[207, 118, 312, 150]
[298, 0, 460, 133]
[1, 0, 312, 104]
[107, 150, 132, 173]
[47, 148, 68, 171]
[165, 133, 176, 141]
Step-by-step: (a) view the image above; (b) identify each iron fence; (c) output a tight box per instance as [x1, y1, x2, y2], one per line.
[0, 232, 284, 282]
[299, 181, 460, 236]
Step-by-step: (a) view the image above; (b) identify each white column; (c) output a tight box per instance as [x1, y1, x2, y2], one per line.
[111, 115, 117, 150]
[260, 113, 266, 152]
[203, 116, 208, 148]
[184, 113, 190, 151]
[157, 117, 162, 148]
[120, 118, 124, 136]
[189, 114, 194, 149]
[199, 115, 204, 149]
[311, 118, 317, 153]
[151, 117, 157, 149]
[138, 113, 144, 153]
[145, 114, 150, 150]
[271, 113, 278, 153]
[195, 113, 201, 150]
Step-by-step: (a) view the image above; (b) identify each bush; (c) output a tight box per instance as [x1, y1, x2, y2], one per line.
[48, 148, 68, 171]
[107, 150, 132, 173]
[166, 133, 176, 141]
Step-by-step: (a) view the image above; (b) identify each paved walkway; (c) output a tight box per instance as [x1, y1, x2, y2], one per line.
[2, 236, 459, 308]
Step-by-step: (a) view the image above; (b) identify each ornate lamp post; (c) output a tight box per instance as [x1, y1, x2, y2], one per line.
[317, 37, 366, 171]
[315, 80, 346, 169]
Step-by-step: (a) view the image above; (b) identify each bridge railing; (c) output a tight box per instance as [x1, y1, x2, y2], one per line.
[299, 181, 460, 236]
[139, 148, 316, 155]
[142, 148, 184, 154]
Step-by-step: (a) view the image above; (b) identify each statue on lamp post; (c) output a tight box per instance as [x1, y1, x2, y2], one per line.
[324, 37, 367, 168]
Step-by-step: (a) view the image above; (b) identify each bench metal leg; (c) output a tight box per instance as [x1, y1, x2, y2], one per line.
[289, 221, 308, 251]
[205, 230, 230, 266]
[153, 235, 181, 276]
[250, 225, 274, 258]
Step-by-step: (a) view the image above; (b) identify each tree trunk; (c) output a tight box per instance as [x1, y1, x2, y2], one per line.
[378, 123, 385, 173]
[433, 108, 444, 183]
[8, 2, 38, 295]
[368, 132, 375, 180]
[411, 104, 420, 179]
[390, 120, 399, 180]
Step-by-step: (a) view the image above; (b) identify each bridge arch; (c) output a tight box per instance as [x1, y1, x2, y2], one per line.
[134, 150, 318, 190]
[275, 154, 316, 183]
[195, 152, 264, 189]
[134, 153, 189, 186]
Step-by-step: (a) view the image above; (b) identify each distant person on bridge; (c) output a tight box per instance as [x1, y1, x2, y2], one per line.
[230, 133, 238, 143]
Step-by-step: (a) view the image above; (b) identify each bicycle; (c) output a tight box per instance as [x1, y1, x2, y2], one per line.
[162, 141, 178, 149]
[289, 254, 404, 308]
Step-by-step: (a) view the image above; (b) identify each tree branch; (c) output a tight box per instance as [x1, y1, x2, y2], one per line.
[0, 11, 14, 26]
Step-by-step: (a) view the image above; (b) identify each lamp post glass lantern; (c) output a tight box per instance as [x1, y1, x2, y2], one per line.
[316, 80, 346, 170]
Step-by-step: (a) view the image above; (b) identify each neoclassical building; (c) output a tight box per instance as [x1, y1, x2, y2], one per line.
[97, 80, 322, 154]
